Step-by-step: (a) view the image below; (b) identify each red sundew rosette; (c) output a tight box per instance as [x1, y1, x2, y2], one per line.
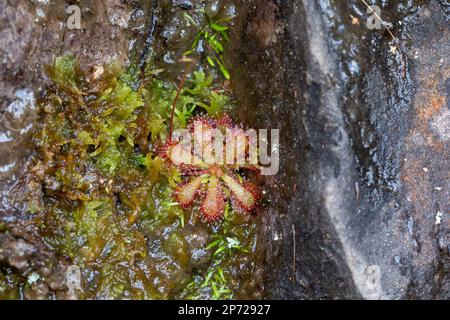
[161, 115, 261, 221]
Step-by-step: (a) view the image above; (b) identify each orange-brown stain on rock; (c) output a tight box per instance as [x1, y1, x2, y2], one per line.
[400, 42, 449, 247]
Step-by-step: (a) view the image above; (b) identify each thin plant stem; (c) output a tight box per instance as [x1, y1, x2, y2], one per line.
[168, 57, 194, 142]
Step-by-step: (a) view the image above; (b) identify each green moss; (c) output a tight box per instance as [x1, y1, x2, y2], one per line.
[25, 10, 261, 299]
[49, 55, 80, 94]
[29, 51, 260, 299]
[97, 143, 121, 174]
[100, 81, 144, 120]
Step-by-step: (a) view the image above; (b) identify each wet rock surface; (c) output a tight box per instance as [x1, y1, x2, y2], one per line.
[0, 229, 73, 299]
[228, 0, 449, 299]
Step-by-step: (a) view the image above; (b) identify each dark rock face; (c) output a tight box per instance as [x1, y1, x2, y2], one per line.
[0, 230, 72, 299]
[229, 0, 449, 299]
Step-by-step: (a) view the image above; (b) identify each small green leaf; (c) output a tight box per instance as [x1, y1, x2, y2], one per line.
[215, 57, 231, 80]
[206, 238, 222, 250]
[206, 56, 215, 67]
[218, 268, 226, 283]
[208, 38, 224, 53]
[220, 30, 229, 42]
[166, 202, 179, 207]
[216, 16, 234, 23]
[211, 23, 228, 32]
[179, 212, 185, 228]
[203, 270, 214, 286]
[183, 12, 197, 26]
[219, 65, 230, 80]
[191, 31, 203, 49]
[214, 245, 226, 255]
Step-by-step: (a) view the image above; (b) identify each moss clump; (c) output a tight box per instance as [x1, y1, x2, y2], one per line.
[21, 52, 261, 299]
